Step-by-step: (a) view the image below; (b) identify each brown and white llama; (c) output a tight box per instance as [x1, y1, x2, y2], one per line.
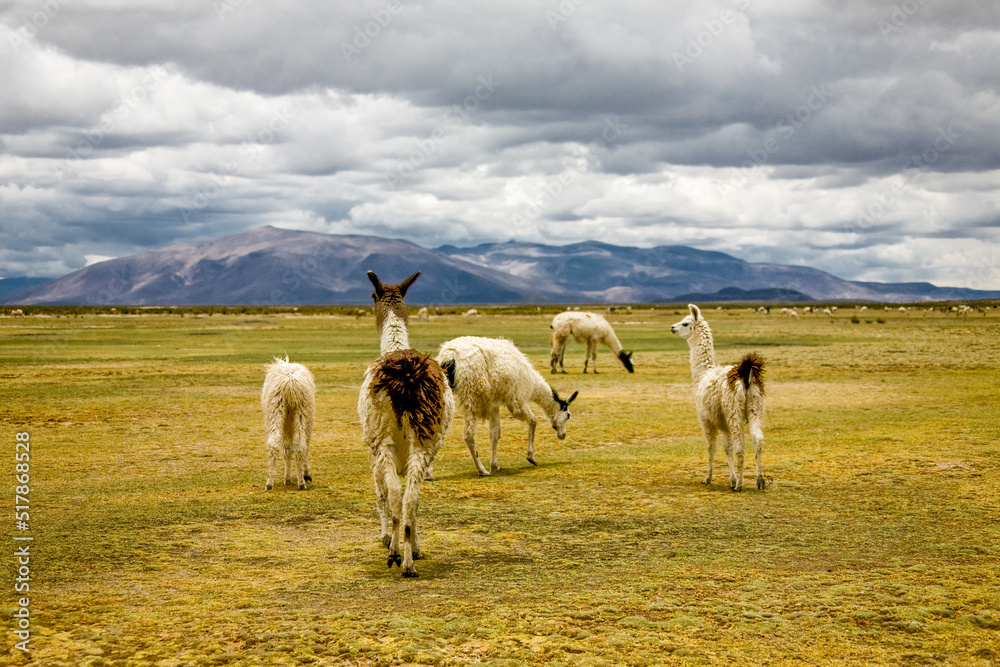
[261, 356, 316, 490]
[670, 304, 766, 492]
[550, 311, 634, 374]
[357, 270, 454, 577]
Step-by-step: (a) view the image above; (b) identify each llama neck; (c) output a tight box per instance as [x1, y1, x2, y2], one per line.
[688, 321, 716, 382]
[531, 377, 560, 418]
[602, 328, 623, 355]
[379, 310, 410, 354]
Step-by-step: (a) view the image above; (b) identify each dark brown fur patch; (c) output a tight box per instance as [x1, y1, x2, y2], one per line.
[370, 349, 448, 442]
[727, 352, 765, 393]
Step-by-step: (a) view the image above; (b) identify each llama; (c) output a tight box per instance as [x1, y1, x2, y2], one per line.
[463, 309, 479, 319]
[416, 307, 429, 320]
[261, 356, 316, 491]
[358, 270, 454, 577]
[434, 336, 578, 477]
[9, 309, 24, 318]
[670, 304, 766, 492]
[550, 311, 634, 374]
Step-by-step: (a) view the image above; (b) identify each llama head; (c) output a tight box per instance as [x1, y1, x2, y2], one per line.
[670, 303, 702, 340]
[368, 270, 420, 330]
[549, 389, 578, 440]
[617, 350, 635, 373]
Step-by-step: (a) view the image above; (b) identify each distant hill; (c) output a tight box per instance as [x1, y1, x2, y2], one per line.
[5, 226, 999, 305]
[672, 287, 814, 303]
[0, 278, 52, 300]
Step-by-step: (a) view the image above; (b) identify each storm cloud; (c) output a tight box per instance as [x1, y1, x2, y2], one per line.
[2, 0, 999, 289]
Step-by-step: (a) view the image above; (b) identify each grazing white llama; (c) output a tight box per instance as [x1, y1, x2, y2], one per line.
[416, 307, 429, 320]
[463, 309, 479, 319]
[9, 309, 24, 318]
[434, 336, 578, 476]
[358, 270, 454, 577]
[261, 356, 316, 491]
[550, 311, 634, 374]
[670, 304, 766, 492]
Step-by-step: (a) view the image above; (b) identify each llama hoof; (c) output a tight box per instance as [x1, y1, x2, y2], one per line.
[265, 482, 273, 490]
[527, 457, 537, 466]
[424, 475, 436, 482]
[413, 551, 424, 560]
[402, 568, 419, 578]
[298, 483, 307, 490]
[387, 553, 402, 568]
[701, 479, 711, 485]
[477, 469, 491, 477]
[304, 474, 312, 482]
[490, 465, 501, 474]
[757, 478, 766, 490]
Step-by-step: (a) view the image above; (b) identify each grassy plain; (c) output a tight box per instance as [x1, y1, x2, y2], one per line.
[2, 305, 999, 666]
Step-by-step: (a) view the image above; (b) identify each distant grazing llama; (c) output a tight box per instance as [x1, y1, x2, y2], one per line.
[9, 309, 24, 318]
[416, 307, 429, 320]
[358, 271, 454, 577]
[550, 311, 634, 374]
[261, 356, 316, 490]
[671, 304, 766, 492]
[435, 336, 578, 476]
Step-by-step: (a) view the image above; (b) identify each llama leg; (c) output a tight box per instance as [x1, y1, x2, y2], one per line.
[283, 441, 295, 486]
[510, 402, 538, 465]
[463, 415, 490, 476]
[551, 336, 567, 374]
[372, 442, 403, 565]
[400, 446, 435, 577]
[750, 421, 765, 490]
[586, 339, 598, 373]
[264, 436, 281, 491]
[488, 407, 502, 474]
[724, 420, 746, 492]
[701, 423, 717, 485]
[293, 416, 309, 490]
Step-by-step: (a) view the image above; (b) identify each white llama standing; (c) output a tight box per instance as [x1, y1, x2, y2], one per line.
[550, 311, 635, 374]
[670, 304, 766, 492]
[261, 356, 316, 491]
[358, 270, 454, 577]
[435, 336, 578, 476]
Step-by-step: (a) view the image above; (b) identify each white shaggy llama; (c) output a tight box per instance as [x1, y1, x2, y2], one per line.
[550, 311, 634, 374]
[670, 304, 767, 492]
[358, 270, 454, 577]
[434, 336, 578, 477]
[261, 356, 316, 491]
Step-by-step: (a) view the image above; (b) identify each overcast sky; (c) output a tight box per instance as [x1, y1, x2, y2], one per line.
[1, 0, 999, 289]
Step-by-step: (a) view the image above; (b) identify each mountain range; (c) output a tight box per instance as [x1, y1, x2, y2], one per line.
[5, 226, 998, 305]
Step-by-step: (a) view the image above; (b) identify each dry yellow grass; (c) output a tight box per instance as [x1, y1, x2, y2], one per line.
[2, 306, 999, 665]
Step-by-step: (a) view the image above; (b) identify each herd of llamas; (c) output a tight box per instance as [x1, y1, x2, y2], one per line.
[261, 271, 767, 577]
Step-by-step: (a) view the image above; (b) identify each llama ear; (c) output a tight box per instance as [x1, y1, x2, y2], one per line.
[367, 271, 384, 298]
[399, 271, 421, 297]
[688, 304, 701, 321]
[566, 391, 579, 405]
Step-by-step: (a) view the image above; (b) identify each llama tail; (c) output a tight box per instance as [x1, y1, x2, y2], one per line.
[731, 352, 766, 436]
[440, 358, 457, 389]
[370, 350, 448, 442]
[732, 352, 765, 393]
